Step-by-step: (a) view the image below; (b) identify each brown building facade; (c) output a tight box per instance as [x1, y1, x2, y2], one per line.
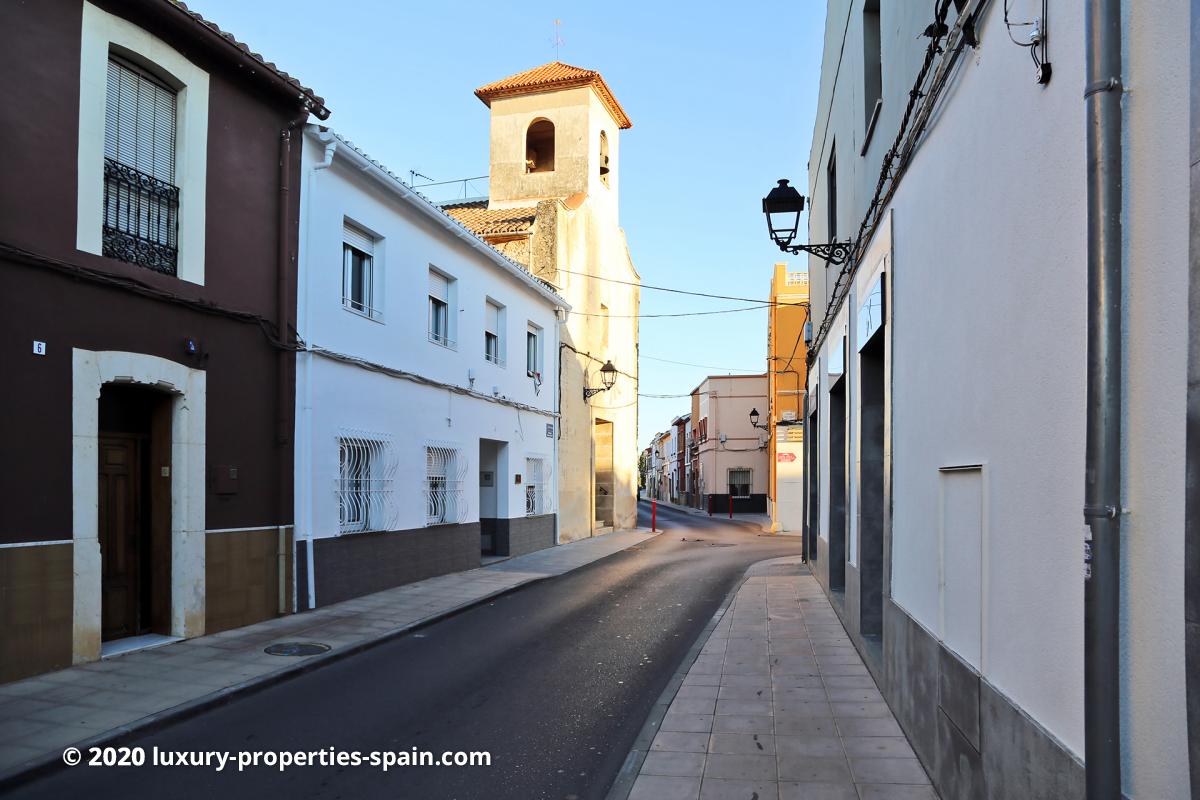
[0, 0, 327, 682]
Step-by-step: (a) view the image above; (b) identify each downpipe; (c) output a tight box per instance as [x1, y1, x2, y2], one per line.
[277, 110, 308, 614]
[1083, 0, 1123, 796]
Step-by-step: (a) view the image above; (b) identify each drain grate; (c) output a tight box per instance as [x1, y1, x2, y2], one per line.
[264, 642, 331, 657]
[708, 543, 736, 547]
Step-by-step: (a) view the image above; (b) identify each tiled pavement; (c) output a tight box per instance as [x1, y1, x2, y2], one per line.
[628, 567, 935, 800]
[0, 528, 655, 782]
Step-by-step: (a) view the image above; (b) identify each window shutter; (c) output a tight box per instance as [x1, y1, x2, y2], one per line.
[429, 270, 449, 301]
[105, 57, 176, 183]
[343, 222, 374, 255]
[485, 302, 500, 334]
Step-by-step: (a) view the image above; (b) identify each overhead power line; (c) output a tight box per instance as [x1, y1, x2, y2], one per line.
[569, 304, 771, 319]
[641, 354, 762, 372]
[550, 267, 810, 308]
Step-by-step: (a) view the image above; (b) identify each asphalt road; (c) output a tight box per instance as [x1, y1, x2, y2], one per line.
[12, 503, 804, 800]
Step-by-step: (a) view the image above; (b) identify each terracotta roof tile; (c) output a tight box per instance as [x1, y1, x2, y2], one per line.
[443, 201, 537, 236]
[475, 61, 631, 129]
[165, 0, 329, 118]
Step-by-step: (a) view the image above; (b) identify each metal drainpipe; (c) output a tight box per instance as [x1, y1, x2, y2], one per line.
[277, 111, 308, 614]
[1083, 0, 1123, 795]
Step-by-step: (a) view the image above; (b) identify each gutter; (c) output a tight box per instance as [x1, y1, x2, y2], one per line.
[1082, 0, 1124, 795]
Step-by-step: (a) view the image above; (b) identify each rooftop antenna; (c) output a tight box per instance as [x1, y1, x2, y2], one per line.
[409, 168, 435, 187]
[552, 19, 563, 60]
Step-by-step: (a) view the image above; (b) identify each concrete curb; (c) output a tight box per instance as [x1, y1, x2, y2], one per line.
[0, 534, 656, 792]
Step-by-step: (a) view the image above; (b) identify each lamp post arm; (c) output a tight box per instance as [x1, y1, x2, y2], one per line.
[778, 240, 853, 266]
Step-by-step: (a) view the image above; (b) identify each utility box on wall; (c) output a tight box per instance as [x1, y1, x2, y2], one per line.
[210, 465, 239, 495]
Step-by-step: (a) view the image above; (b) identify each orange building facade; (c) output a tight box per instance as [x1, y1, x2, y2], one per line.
[767, 263, 810, 532]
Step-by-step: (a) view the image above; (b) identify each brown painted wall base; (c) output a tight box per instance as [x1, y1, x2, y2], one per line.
[0, 543, 73, 684]
[205, 527, 293, 635]
[301, 523, 481, 609]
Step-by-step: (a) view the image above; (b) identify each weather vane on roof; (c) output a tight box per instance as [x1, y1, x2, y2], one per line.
[552, 19, 563, 60]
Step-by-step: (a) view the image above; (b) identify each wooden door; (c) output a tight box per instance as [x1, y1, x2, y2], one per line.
[99, 434, 142, 640]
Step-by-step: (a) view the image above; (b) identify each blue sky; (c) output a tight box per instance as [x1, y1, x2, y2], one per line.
[187, 0, 827, 448]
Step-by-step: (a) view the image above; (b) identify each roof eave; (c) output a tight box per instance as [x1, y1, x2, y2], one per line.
[312, 128, 568, 310]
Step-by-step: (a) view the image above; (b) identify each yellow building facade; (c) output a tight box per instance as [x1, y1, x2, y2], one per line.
[448, 63, 640, 540]
[767, 263, 809, 531]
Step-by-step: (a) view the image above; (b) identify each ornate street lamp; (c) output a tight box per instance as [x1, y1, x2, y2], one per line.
[762, 179, 853, 265]
[749, 407, 770, 432]
[584, 360, 618, 401]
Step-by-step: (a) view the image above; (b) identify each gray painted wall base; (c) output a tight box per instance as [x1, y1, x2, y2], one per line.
[492, 514, 556, 557]
[806, 546, 1085, 800]
[883, 600, 1085, 800]
[298, 523, 480, 609]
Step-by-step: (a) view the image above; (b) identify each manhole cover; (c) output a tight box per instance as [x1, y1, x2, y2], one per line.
[264, 642, 331, 657]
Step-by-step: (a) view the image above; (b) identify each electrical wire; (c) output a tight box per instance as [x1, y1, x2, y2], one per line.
[551, 266, 810, 308]
[1003, 0, 1036, 47]
[1, 239, 300, 351]
[811, 0, 974, 358]
[641, 354, 762, 372]
[567, 304, 772, 319]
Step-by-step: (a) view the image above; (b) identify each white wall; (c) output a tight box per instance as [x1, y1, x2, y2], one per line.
[805, 1, 1190, 791]
[1118, 3, 1190, 794]
[296, 129, 562, 545]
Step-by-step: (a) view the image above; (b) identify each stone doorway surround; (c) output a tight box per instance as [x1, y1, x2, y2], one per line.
[71, 349, 206, 664]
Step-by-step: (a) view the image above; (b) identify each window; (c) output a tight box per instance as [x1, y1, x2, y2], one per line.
[729, 468, 752, 499]
[525, 119, 555, 173]
[425, 445, 465, 525]
[337, 434, 396, 534]
[429, 269, 454, 348]
[862, 0, 882, 150]
[485, 300, 504, 365]
[599, 130, 610, 186]
[343, 223, 379, 318]
[525, 457, 545, 515]
[826, 145, 838, 242]
[526, 325, 543, 377]
[103, 56, 179, 274]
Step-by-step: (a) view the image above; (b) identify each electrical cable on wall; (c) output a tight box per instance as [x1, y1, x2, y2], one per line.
[810, 0, 981, 360]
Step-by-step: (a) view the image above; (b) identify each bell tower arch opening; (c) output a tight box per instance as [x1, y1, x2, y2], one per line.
[599, 130, 610, 186]
[525, 118, 555, 174]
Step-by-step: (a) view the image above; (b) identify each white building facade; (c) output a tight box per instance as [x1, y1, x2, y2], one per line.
[799, 2, 1191, 798]
[295, 126, 566, 610]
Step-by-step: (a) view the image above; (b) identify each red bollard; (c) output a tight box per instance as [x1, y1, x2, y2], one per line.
[729, 495, 733, 519]
[652, 500, 657, 532]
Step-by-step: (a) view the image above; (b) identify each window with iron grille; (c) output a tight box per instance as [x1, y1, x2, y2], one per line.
[337, 433, 397, 534]
[103, 56, 179, 274]
[343, 222, 380, 319]
[525, 457, 545, 516]
[728, 468, 752, 499]
[426, 444, 466, 525]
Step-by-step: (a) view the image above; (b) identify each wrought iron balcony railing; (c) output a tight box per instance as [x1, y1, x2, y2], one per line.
[102, 157, 180, 275]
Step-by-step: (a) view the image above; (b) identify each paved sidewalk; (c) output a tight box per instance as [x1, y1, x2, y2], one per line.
[0, 528, 655, 782]
[626, 563, 935, 800]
